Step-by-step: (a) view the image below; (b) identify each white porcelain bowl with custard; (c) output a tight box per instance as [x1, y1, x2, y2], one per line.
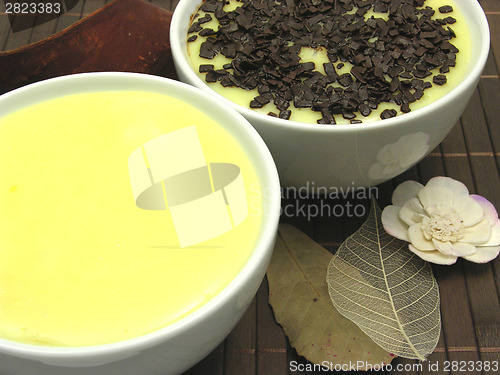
[170, 0, 490, 188]
[0, 72, 281, 375]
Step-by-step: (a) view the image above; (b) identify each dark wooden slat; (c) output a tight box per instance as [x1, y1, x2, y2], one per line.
[151, 0, 179, 10]
[486, 14, 500, 75]
[81, 0, 108, 15]
[463, 261, 500, 375]
[0, 22, 11, 51]
[28, 17, 59, 45]
[423, 139, 488, 375]
[53, 0, 86, 33]
[224, 298, 257, 375]
[469, 155, 500, 211]
[480, 0, 500, 12]
[467, 151, 500, 347]
[434, 262, 483, 374]
[480, 75, 500, 321]
[387, 357, 418, 375]
[460, 90, 495, 155]
[314, 212, 344, 255]
[53, 14, 82, 33]
[420, 333, 449, 375]
[65, 0, 85, 15]
[481, 50, 499, 77]
[287, 347, 308, 375]
[256, 279, 288, 375]
[478, 77, 500, 172]
[280, 197, 315, 239]
[286, 347, 373, 375]
[189, 343, 224, 375]
[416, 150, 484, 371]
[438, 105, 500, 375]
[417, 145, 446, 182]
[0, 0, 87, 51]
[0, 2, 11, 50]
[3, 15, 35, 51]
[393, 165, 419, 190]
[338, 194, 372, 247]
[439, 120, 475, 190]
[376, 180, 396, 208]
[459, 87, 500, 204]
[460, 91, 500, 325]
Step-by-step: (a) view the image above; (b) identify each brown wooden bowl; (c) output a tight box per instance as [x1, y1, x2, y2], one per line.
[0, 0, 175, 94]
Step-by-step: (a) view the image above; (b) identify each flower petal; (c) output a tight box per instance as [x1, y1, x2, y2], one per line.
[399, 198, 426, 226]
[399, 132, 430, 146]
[408, 223, 436, 251]
[397, 134, 429, 168]
[382, 205, 409, 241]
[454, 195, 485, 227]
[470, 194, 499, 226]
[418, 186, 455, 212]
[382, 163, 403, 179]
[392, 180, 424, 206]
[376, 144, 392, 165]
[425, 176, 469, 197]
[461, 218, 492, 244]
[409, 244, 458, 265]
[432, 239, 477, 257]
[483, 220, 500, 246]
[462, 246, 500, 263]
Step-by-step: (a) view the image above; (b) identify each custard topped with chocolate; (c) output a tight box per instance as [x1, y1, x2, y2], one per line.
[187, 0, 471, 124]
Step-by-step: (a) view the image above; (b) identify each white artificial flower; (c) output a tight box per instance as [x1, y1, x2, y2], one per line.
[382, 176, 500, 265]
[368, 132, 429, 181]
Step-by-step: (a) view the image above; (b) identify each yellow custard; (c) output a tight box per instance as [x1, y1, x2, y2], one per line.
[0, 91, 262, 346]
[187, 0, 471, 124]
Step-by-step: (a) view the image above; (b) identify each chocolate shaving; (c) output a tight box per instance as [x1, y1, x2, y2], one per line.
[433, 74, 447, 85]
[199, 40, 218, 59]
[199, 64, 214, 73]
[439, 5, 453, 14]
[380, 109, 397, 119]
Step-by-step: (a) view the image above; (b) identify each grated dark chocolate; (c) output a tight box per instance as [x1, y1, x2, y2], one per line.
[188, 0, 460, 123]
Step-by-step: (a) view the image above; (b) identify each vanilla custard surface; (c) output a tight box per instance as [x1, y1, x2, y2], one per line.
[187, 0, 471, 124]
[0, 91, 262, 346]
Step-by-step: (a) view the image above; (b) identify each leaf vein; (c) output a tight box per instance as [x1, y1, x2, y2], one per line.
[331, 261, 387, 290]
[330, 288, 396, 322]
[389, 263, 428, 290]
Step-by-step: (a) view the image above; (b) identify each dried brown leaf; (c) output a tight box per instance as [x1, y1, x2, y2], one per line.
[267, 224, 395, 368]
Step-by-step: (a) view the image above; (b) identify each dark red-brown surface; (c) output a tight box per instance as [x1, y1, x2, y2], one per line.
[0, 0, 175, 94]
[0, 1, 498, 374]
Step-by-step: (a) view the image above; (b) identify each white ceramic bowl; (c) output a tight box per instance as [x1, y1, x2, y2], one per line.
[0, 72, 281, 375]
[170, 0, 490, 188]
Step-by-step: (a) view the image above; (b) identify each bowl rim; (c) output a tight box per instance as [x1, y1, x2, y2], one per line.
[0, 72, 281, 358]
[170, 0, 491, 133]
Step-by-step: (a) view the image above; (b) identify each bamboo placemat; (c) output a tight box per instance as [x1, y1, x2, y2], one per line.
[0, 1, 498, 374]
